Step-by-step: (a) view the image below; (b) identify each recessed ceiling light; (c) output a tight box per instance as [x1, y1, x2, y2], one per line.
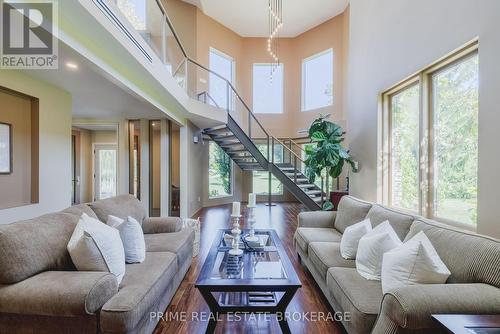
[65, 62, 78, 70]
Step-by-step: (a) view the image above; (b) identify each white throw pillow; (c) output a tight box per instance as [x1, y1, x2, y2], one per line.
[356, 221, 402, 280]
[340, 218, 372, 259]
[107, 215, 146, 264]
[381, 231, 451, 294]
[68, 213, 126, 284]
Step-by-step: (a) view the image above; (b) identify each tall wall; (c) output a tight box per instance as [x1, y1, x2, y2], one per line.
[347, 0, 500, 238]
[0, 71, 72, 224]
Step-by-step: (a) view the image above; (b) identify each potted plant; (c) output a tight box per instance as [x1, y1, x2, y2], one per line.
[304, 115, 358, 210]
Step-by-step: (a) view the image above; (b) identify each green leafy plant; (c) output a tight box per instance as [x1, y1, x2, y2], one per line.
[304, 115, 358, 210]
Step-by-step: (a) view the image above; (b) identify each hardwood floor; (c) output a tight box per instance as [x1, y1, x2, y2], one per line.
[153, 203, 346, 334]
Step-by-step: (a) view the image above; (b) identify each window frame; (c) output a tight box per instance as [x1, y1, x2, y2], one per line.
[301, 48, 334, 112]
[379, 40, 479, 230]
[208, 140, 233, 199]
[252, 63, 284, 114]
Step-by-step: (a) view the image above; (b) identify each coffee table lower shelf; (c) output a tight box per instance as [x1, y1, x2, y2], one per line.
[197, 285, 300, 334]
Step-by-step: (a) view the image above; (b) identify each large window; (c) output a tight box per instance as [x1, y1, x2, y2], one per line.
[253, 64, 284, 114]
[390, 84, 420, 211]
[208, 141, 232, 198]
[253, 144, 283, 195]
[432, 54, 479, 225]
[302, 49, 333, 111]
[381, 42, 478, 226]
[209, 48, 234, 109]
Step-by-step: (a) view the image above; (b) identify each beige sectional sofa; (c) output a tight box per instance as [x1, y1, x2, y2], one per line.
[294, 196, 500, 334]
[0, 195, 194, 334]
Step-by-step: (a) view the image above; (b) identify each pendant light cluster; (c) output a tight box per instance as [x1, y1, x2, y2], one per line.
[267, 0, 283, 82]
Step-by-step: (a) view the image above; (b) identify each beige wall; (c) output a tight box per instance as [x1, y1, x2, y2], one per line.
[0, 91, 33, 209]
[0, 71, 72, 224]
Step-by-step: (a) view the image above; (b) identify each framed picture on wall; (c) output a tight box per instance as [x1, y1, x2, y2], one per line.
[0, 122, 12, 174]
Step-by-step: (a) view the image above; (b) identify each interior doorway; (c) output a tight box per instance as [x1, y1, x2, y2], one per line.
[72, 124, 119, 203]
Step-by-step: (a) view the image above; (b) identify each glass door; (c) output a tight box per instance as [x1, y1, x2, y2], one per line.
[94, 144, 118, 200]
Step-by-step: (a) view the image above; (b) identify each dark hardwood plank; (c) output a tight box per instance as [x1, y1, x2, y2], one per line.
[154, 203, 345, 334]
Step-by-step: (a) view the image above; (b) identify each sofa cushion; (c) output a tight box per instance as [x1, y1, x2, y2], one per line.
[404, 219, 500, 287]
[294, 227, 342, 255]
[0, 271, 117, 316]
[365, 204, 415, 240]
[308, 242, 355, 280]
[0, 213, 78, 284]
[61, 204, 99, 220]
[327, 267, 383, 334]
[89, 195, 146, 224]
[100, 252, 177, 332]
[144, 227, 194, 266]
[334, 196, 372, 233]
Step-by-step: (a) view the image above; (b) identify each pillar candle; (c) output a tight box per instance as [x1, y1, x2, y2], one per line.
[232, 202, 240, 216]
[248, 193, 256, 207]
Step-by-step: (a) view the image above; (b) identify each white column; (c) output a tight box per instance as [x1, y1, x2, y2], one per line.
[160, 119, 170, 216]
[140, 119, 150, 216]
[179, 125, 188, 218]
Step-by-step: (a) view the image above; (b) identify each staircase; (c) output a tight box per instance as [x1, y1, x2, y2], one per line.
[204, 113, 325, 210]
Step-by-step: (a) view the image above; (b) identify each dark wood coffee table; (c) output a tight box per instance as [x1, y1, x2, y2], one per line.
[433, 314, 500, 334]
[196, 229, 302, 334]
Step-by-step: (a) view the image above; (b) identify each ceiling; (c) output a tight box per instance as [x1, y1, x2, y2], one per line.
[25, 43, 166, 120]
[182, 0, 349, 37]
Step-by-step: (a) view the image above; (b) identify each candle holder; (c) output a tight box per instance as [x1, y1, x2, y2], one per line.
[229, 214, 243, 256]
[245, 205, 258, 243]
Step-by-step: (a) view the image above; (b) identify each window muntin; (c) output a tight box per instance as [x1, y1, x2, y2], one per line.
[390, 84, 420, 211]
[208, 141, 232, 198]
[302, 49, 333, 111]
[431, 54, 479, 225]
[253, 64, 284, 114]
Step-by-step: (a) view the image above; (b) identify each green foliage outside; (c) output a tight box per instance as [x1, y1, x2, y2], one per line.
[433, 55, 478, 224]
[208, 142, 231, 198]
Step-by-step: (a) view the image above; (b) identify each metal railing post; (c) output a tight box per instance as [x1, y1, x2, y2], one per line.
[321, 177, 325, 207]
[248, 111, 252, 139]
[288, 139, 292, 164]
[184, 58, 188, 93]
[294, 156, 297, 183]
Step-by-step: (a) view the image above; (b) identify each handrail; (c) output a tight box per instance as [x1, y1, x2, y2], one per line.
[273, 136, 305, 163]
[155, 0, 187, 58]
[185, 58, 270, 138]
[288, 138, 306, 152]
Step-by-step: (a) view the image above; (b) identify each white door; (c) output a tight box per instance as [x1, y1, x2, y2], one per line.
[94, 144, 117, 200]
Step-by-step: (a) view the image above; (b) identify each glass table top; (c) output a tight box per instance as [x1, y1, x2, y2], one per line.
[209, 230, 287, 280]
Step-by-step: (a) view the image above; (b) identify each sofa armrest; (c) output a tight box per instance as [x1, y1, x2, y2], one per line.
[297, 211, 337, 228]
[381, 283, 500, 329]
[142, 217, 183, 234]
[0, 271, 118, 316]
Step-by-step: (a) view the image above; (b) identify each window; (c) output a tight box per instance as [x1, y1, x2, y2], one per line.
[389, 84, 420, 211]
[381, 41, 478, 226]
[253, 64, 284, 114]
[253, 144, 283, 195]
[302, 49, 333, 111]
[209, 141, 232, 198]
[209, 48, 234, 109]
[432, 54, 478, 224]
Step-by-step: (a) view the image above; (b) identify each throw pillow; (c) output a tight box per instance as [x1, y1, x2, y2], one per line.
[68, 213, 126, 284]
[381, 231, 451, 294]
[340, 218, 372, 259]
[107, 215, 146, 264]
[356, 221, 402, 280]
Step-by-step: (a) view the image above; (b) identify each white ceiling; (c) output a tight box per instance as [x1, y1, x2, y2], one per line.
[25, 43, 166, 120]
[182, 0, 349, 37]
